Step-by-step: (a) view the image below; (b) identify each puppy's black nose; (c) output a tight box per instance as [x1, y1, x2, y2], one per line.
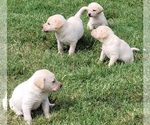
[60, 84, 62, 88]
[88, 13, 91, 17]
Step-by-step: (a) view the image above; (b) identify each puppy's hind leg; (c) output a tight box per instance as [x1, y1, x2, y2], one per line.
[9, 98, 23, 116]
[108, 56, 118, 67]
[69, 42, 77, 55]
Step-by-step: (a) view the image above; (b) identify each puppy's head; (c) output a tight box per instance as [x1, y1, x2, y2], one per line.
[34, 69, 62, 92]
[87, 2, 104, 17]
[91, 26, 113, 41]
[42, 14, 66, 32]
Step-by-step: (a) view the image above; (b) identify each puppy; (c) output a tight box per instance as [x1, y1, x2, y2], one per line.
[2, 92, 7, 110]
[42, 7, 88, 55]
[91, 26, 139, 67]
[9, 69, 62, 125]
[87, 2, 108, 30]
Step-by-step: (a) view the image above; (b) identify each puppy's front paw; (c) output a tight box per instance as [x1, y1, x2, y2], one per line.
[69, 52, 75, 55]
[26, 120, 32, 125]
[45, 113, 50, 119]
[58, 51, 63, 55]
[24, 113, 32, 125]
[48, 96, 56, 106]
[99, 58, 102, 62]
[108, 62, 114, 68]
[108, 64, 111, 68]
[99, 58, 104, 63]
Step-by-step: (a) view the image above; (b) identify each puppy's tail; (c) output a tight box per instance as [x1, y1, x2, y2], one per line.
[131, 47, 140, 51]
[74, 6, 88, 18]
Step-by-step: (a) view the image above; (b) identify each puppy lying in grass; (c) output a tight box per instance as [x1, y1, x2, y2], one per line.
[42, 7, 88, 55]
[87, 2, 108, 30]
[9, 69, 62, 125]
[91, 26, 139, 67]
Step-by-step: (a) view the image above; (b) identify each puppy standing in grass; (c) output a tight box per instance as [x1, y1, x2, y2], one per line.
[87, 2, 108, 30]
[91, 26, 139, 67]
[42, 6, 88, 55]
[9, 69, 62, 125]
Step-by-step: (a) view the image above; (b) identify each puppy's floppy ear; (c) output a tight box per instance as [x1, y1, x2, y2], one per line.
[97, 6, 103, 14]
[55, 20, 65, 29]
[34, 77, 45, 90]
[99, 28, 108, 39]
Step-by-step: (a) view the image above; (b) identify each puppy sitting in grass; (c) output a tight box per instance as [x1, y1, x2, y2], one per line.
[42, 7, 88, 55]
[87, 2, 108, 30]
[9, 69, 62, 125]
[91, 26, 139, 67]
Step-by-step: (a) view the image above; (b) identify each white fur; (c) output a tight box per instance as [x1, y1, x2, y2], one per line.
[2, 92, 7, 110]
[42, 7, 88, 55]
[91, 26, 139, 67]
[9, 69, 62, 125]
[87, 2, 108, 30]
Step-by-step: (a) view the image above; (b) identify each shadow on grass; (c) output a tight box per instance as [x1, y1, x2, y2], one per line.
[31, 95, 77, 119]
[40, 32, 96, 53]
[76, 35, 95, 51]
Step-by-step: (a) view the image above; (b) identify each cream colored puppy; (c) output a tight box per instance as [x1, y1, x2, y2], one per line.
[9, 69, 62, 125]
[42, 7, 88, 55]
[91, 26, 139, 67]
[87, 2, 108, 30]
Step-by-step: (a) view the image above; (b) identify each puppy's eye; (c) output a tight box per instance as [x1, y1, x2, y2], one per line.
[93, 10, 96, 11]
[47, 23, 50, 25]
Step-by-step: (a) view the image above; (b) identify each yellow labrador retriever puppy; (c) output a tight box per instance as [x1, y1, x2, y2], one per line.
[87, 2, 108, 30]
[91, 26, 139, 67]
[42, 7, 88, 55]
[9, 69, 62, 125]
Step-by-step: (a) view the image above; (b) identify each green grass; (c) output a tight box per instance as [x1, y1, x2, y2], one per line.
[7, 0, 143, 125]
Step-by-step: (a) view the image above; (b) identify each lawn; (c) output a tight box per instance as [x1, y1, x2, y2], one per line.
[7, 0, 143, 125]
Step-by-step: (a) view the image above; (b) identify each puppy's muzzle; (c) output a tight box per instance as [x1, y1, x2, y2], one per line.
[42, 30, 49, 33]
[42, 25, 49, 32]
[57, 84, 62, 91]
[52, 84, 62, 92]
[88, 13, 92, 17]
